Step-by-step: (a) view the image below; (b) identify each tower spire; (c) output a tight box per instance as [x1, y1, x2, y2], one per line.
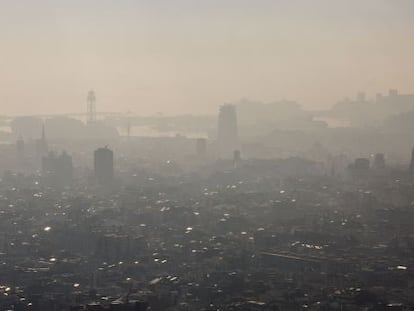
[35, 122, 48, 159]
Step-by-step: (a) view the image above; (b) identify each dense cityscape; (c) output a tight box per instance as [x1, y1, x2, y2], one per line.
[2, 1, 414, 309]
[1, 89, 414, 310]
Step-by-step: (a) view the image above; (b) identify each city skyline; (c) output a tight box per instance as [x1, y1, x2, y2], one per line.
[2, 2, 414, 310]
[1, 0, 414, 115]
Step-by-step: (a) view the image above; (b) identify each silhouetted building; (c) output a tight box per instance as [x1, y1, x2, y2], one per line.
[333, 88, 414, 126]
[218, 104, 239, 158]
[196, 138, 207, 158]
[377, 89, 414, 115]
[348, 158, 370, 178]
[35, 123, 48, 159]
[374, 153, 385, 169]
[94, 146, 114, 184]
[42, 151, 73, 187]
[353, 158, 370, 170]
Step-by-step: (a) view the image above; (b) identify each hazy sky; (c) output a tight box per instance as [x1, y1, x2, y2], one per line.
[1, 0, 414, 116]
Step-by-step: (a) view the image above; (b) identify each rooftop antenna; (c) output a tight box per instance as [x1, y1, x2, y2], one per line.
[87, 90, 96, 124]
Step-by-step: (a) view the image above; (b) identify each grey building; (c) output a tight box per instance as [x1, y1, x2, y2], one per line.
[217, 104, 239, 158]
[94, 146, 114, 184]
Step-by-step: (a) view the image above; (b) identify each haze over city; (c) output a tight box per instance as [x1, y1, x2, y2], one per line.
[1, 0, 414, 115]
[3, 1, 414, 311]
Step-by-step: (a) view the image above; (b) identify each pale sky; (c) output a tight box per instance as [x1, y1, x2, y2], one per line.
[1, 0, 414, 116]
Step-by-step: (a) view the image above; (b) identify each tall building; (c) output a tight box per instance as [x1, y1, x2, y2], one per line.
[217, 104, 239, 158]
[35, 123, 48, 159]
[353, 158, 370, 170]
[348, 157, 370, 179]
[94, 146, 114, 184]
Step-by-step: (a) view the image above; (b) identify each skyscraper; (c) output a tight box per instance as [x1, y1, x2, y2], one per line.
[94, 147, 114, 184]
[35, 123, 48, 160]
[217, 104, 238, 158]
